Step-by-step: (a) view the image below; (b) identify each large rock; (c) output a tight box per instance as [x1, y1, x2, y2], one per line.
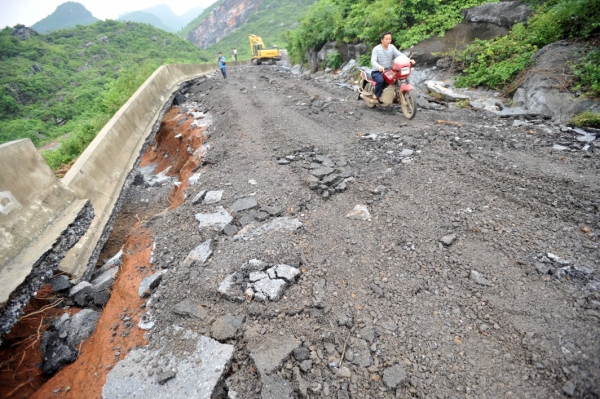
[103, 335, 234, 398]
[461, 1, 533, 28]
[410, 2, 532, 67]
[512, 41, 594, 121]
[306, 45, 325, 73]
[339, 43, 368, 64]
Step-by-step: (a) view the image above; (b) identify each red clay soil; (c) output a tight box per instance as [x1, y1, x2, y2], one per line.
[25, 226, 153, 399]
[0, 107, 202, 399]
[140, 107, 206, 209]
[0, 285, 77, 399]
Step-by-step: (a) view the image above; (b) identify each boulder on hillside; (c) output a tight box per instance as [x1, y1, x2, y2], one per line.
[11, 25, 37, 40]
[461, 1, 533, 29]
[411, 1, 532, 66]
[512, 41, 596, 122]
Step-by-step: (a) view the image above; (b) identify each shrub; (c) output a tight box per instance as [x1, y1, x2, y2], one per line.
[325, 51, 342, 69]
[571, 111, 600, 128]
[571, 47, 600, 97]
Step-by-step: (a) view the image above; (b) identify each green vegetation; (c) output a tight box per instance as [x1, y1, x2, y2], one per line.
[180, 0, 315, 60]
[31, 2, 98, 34]
[455, 0, 600, 91]
[571, 47, 600, 97]
[0, 20, 208, 168]
[572, 111, 600, 128]
[288, 0, 491, 64]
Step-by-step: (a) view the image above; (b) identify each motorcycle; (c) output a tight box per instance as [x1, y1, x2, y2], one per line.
[357, 52, 416, 119]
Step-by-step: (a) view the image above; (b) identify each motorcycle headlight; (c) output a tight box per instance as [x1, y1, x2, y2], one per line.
[401, 67, 411, 75]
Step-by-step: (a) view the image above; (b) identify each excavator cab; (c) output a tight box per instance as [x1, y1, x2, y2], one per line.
[249, 34, 281, 65]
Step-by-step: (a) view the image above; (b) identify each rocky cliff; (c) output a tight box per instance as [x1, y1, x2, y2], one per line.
[185, 0, 262, 49]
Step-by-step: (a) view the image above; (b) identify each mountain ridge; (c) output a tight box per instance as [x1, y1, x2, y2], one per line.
[31, 1, 98, 34]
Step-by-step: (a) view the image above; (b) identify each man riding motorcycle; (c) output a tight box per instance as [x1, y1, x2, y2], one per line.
[371, 32, 415, 103]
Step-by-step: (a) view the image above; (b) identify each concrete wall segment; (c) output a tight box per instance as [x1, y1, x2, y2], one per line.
[0, 139, 87, 305]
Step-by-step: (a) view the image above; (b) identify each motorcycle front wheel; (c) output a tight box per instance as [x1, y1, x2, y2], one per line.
[401, 91, 416, 119]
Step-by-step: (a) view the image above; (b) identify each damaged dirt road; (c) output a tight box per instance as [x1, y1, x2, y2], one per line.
[35, 64, 600, 398]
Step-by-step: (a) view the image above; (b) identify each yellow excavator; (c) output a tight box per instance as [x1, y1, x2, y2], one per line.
[249, 34, 281, 65]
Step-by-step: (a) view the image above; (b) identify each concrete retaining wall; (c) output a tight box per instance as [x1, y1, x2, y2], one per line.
[0, 139, 88, 305]
[59, 61, 247, 280]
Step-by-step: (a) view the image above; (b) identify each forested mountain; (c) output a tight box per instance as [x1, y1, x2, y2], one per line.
[31, 2, 98, 34]
[0, 20, 208, 168]
[117, 11, 175, 32]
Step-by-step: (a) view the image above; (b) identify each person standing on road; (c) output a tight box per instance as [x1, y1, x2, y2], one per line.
[218, 52, 227, 79]
[232, 48, 237, 61]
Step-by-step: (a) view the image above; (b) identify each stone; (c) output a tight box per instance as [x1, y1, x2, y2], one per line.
[103, 335, 234, 398]
[249, 271, 268, 282]
[93, 290, 110, 306]
[172, 299, 208, 320]
[534, 262, 553, 274]
[241, 259, 268, 272]
[218, 273, 243, 301]
[41, 332, 78, 375]
[300, 360, 313, 372]
[562, 380, 576, 396]
[350, 338, 372, 368]
[65, 309, 100, 348]
[440, 233, 457, 247]
[358, 327, 376, 342]
[211, 314, 245, 341]
[462, 1, 532, 28]
[322, 174, 342, 187]
[223, 224, 238, 237]
[195, 207, 233, 231]
[234, 217, 302, 240]
[268, 264, 301, 282]
[469, 270, 491, 286]
[383, 364, 407, 388]
[230, 197, 258, 213]
[248, 334, 300, 375]
[310, 167, 335, 178]
[426, 81, 469, 101]
[293, 347, 311, 361]
[261, 205, 282, 216]
[157, 370, 176, 385]
[337, 314, 354, 328]
[261, 374, 294, 399]
[253, 278, 286, 301]
[336, 366, 352, 378]
[346, 205, 371, 221]
[312, 279, 328, 308]
[68, 281, 92, 299]
[203, 190, 223, 204]
[181, 239, 212, 267]
[49, 275, 71, 293]
[240, 211, 256, 227]
[399, 149, 414, 158]
[371, 284, 384, 297]
[91, 267, 117, 292]
[139, 271, 166, 297]
[188, 173, 202, 186]
[192, 190, 207, 205]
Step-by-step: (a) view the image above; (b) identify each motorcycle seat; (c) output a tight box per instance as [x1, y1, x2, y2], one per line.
[360, 67, 373, 80]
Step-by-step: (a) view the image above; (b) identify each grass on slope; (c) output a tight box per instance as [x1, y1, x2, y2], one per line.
[0, 20, 209, 168]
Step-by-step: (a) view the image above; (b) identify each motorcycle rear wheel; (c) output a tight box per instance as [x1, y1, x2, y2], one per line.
[401, 91, 416, 119]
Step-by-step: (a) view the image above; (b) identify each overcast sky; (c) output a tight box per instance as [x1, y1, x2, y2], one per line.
[0, 0, 217, 29]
